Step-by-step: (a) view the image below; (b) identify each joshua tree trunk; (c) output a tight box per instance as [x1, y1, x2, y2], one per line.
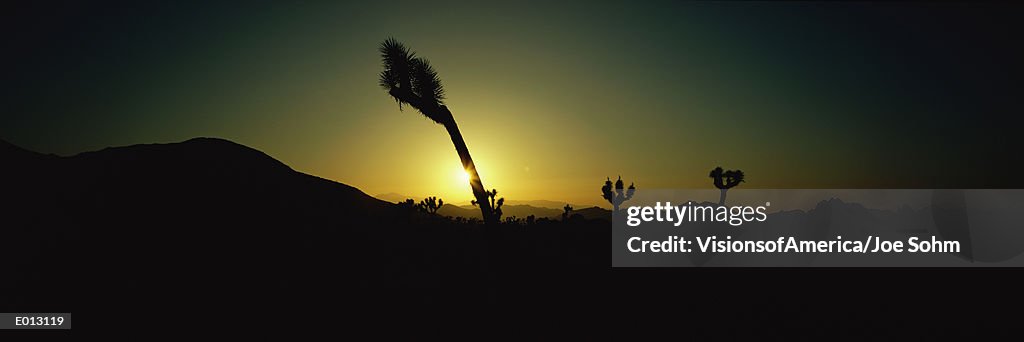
[378, 39, 497, 225]
[719, 189, 727, 206]
[438, 106, 496, 225]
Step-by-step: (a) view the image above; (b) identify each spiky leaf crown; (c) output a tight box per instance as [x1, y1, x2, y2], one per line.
[379, 38, 446, 114]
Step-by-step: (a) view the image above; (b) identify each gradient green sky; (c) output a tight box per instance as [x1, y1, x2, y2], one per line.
[3, 1, 1022, 206]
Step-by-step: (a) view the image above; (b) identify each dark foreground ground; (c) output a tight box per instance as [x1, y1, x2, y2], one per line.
[1, 138, 1018, 338]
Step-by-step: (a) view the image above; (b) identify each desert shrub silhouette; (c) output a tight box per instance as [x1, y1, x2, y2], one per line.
[709, 166, 745, 205]
[562, 204, 574, 221]
[601, 176, 636, 211]
[378, 38, 498, 225]
[398, 198, 418, 211]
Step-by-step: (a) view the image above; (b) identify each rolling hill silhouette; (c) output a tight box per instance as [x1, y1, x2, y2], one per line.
[0, 137, 609, 330]
[0, 137, 457, 328]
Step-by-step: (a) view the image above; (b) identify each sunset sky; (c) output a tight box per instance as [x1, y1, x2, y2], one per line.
[3, 1, 1022, 206]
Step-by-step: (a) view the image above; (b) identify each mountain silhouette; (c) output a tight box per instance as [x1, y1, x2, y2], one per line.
[2, 137, 394, 233]
[436, 202, 481, 218]
[374, 192, 418, 203]
[568, 206, 613, 221]
[0, 137, 612, 331]
[0, 137, 448, 330]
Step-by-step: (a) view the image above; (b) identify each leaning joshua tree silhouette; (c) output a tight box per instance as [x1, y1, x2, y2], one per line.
[602, 176, 636, 211]
[378, 38, 497, 225]
[709, 167, 744, 205]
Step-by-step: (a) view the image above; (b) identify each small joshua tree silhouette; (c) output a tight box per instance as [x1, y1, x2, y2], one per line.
[472, 189, 504, 221]
[418, 196, 443, 214]
[709, 167, 744, 206]
[562, 204, 574, 221]
[602, 176, 636, 212]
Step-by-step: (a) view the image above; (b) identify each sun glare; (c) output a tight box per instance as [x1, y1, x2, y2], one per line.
[456, 168, 471, 185]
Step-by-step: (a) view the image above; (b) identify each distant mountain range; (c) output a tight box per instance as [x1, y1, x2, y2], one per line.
[429, 203, 609, 221]
[374, 193, 609, 220]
